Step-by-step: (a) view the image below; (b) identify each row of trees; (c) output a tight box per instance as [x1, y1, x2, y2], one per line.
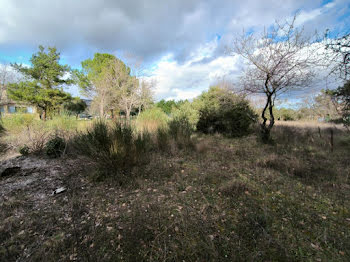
[3, 46, 86, 120]
[2, 47, 153, 120]
[1, 15, 349, 139]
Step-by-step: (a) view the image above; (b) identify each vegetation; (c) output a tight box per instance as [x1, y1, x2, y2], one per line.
[1, 12, 350, 262]
[156, 99, 185, 115]
[75, 53, 125, 118]
[1, 122, 349, 261]
[7, 46, 74, 120]
[195, 86, 257, 137]
[327, 80, 350, 128]
[171, 100, 199, 131]
[136, 107, 168, 133]
[0, 122, 6, 154]
[64, 98, 87, 119]
[45, 136, 66, 158]
[75, 53, 153, 120]
[233, 16, 317, 142]
[325, 32, 350, 80]
[73, 121, 151, 183]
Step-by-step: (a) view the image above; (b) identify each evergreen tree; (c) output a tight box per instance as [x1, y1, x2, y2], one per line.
[8, 46, 73, 120]
[64, 97, 87, 119]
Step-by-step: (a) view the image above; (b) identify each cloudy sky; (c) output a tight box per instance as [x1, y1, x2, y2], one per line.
[0, 0, 349, 102]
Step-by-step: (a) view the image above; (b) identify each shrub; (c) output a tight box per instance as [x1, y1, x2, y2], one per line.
[168, 116, 193, 148]
[195, 86, 257, 137]
[74, 121, 151, 182]
[156, 128, 170, 152]
[0, 122, 6, 154]
[45, 136, 66, 158]
[1, 113, 36, 132]
[136, 107, 168, 133]
[171, 101, 199, 131]
[155, 117, 195, 152]
[19, 145, 30, 156]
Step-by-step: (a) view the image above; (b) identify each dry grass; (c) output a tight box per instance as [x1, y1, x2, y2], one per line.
[275, 120, 344, 129]
[1, 114, 92, 154]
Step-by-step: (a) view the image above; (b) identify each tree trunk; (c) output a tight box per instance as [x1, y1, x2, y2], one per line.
[138, 105, 142, 116]
[99, 101, 104, 118]
[260, 97, 275, 143]
[260, 75, 276, 143]
[126, 109, 131, 122]
[42, 109, 47, 121]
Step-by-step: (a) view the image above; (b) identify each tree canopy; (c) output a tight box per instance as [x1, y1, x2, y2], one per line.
[64, 97, 87, 118]
[8, 46, 73, 120]
[327, 80, 350, 128]
[194, 86, 257, 137]
[75, 53, 153, 119]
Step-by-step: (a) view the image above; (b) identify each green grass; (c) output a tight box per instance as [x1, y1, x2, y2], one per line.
[0, 122, 349, 261]
[1, 113, 91, 154]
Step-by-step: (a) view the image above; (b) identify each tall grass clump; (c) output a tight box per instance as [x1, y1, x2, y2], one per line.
[74, 120, 151, 183]
[156, 117, 195, 152]
[46, 114, 78, 132]
[168, 116, 193, 148]
[136, 107, 168, 133]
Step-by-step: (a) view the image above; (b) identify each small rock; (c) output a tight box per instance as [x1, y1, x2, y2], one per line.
[185, 186, 192, 191]
[53, 187, 66, 195]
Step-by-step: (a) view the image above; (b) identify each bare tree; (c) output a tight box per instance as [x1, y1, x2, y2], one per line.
[102, 56, 155, 120]
[105, 60, 140, 120]
[137, 79, 155, 115]
[0, 64, 16, 102]
[232, 16, 317, 142]
[324, 32, 350, 80]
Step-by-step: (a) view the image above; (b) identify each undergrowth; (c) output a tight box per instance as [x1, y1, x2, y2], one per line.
[1, 121, 349, 261]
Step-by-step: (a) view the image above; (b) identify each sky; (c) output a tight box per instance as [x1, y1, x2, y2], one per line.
[0, 0, 349, 103]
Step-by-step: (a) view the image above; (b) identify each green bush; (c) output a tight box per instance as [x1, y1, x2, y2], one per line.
[171, 101, 199, 131]
[195, 86, 257, 137]
[2, 113, 36, 132]
[19, 145, 30, 156]
[45, 136, 66, 158]
[74, 121, 151, 182]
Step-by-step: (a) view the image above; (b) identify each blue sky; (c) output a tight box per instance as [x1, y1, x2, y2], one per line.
[0, 0, 349, 103]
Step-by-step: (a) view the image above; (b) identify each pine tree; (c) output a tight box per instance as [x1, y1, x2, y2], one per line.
[8, 46, 73, 120]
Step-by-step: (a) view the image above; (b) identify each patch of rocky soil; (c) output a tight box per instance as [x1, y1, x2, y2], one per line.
[0, 155, 84, 208]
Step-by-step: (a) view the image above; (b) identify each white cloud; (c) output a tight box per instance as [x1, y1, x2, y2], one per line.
[1, 0, 348, 104]
[147, 38, 240, 100]
[295, 1, 336, 27]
